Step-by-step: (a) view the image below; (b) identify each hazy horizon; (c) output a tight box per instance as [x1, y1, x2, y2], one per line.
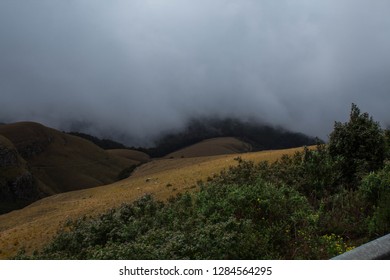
[1, 0, 390, 145]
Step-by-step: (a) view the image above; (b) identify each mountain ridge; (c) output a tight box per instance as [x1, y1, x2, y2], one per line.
[0, 122, 138, 213]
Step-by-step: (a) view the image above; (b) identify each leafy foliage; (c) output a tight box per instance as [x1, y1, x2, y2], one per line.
[328, 104, 386, 186]
[360, 163, 390, 236]
[22, 181, 323, 260]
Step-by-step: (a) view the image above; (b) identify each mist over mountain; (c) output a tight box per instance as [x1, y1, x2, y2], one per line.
[1, 1, 390, 145]
[147, 117, 319, 157]
[67, 116, 319, 158]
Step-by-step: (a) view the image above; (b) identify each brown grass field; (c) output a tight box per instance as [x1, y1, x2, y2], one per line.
[0, 146, 309, 259]
[106, 149, 150, 164]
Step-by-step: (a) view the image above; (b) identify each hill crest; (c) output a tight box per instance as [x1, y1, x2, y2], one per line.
[165, 137, 252, 158]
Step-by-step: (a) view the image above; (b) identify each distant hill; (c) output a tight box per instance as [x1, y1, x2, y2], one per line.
[66, 131, 151, 156]
[67, 131, 128, 150]
[148, 118, 320, 157]
[106, 149, 150, 164]
[165, 137, 252, 158]
[0, 122, 137, 213]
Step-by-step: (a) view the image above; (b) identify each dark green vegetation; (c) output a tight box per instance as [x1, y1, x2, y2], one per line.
[19, 104, 390, 259]
[0, 135, 40, 214]
[328, 104, 386, 187]
[148, 118, 319, 157]
[116, 164, 141, 181]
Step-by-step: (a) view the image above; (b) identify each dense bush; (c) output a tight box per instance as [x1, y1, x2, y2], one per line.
[328, 104, 386, 186]
[21, 179, 341, 260]
[360, 163, 390, 236]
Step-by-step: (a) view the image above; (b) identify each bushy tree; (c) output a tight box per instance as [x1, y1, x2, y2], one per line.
[384, 129, 390, 159]
[360, 163, 390, 236]
[328, 104, 386, 186]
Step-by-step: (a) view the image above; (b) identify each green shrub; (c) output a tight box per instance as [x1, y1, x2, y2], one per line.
[360, 163, 390, 205]
[328, 104, 386, 186]
[360, 163, 390, 236]
[21, 178, 342, 259]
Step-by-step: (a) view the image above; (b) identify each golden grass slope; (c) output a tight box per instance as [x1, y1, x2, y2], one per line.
[165, 137, 252, 158]
[106, 149, 150, 164]
[0, 146, 309, 259]
[0, 122, 135, 194]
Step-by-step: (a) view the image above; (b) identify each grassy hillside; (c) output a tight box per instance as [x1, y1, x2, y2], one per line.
[0, 147, 305, 259]
[0, 122, 137, 197]
[106, 149, 150, 164]
[16, 143, 390, 260]
[164, 137, 252, 158]
[67, 131, 128, 150]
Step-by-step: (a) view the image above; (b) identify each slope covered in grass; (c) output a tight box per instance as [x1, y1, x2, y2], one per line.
[106, 149, 150, 164]
[0, 122, 136, 196]
[0, 147, 305, 259]
[164, 137, 252, 158]
[18, 144, 390, 260]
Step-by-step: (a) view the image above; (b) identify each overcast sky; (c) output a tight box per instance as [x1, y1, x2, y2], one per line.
[1, 0, 390, 145]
